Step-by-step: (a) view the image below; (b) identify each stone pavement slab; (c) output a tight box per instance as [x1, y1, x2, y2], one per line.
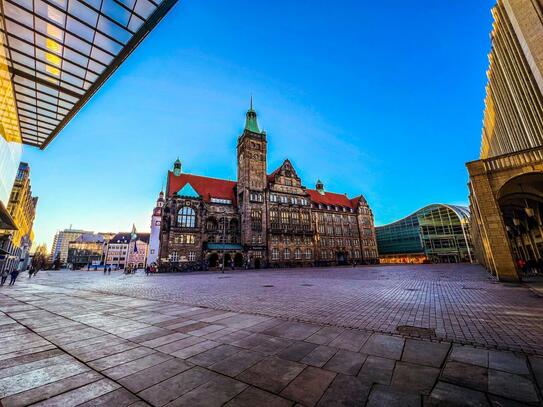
[225, 386, 293, 407]
[281, 366, 336, 406]
[401, 339, 450, 368]
[317, 374, 371, 407]
[237, 356, 305, 393]
[357, 355, 396, 385]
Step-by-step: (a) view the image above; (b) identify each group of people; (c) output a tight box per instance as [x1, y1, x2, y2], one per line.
[145, 264, 157, 275]
[0, 267, 38, 286]
[516, 258, 543, 275]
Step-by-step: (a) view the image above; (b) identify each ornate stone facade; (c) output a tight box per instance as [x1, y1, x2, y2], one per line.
[467, 0, 543, 282]
[158, 104, 378, 269]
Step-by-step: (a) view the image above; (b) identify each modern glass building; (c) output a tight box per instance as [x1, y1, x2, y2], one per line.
[0, 0, 178, 228]
[375, 204, 474, 264]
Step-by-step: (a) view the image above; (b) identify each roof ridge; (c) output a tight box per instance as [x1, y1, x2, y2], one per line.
[170, 171, 237, 184]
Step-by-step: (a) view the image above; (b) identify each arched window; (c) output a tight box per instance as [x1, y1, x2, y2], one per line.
[284, 248, 291, 260]
[294, 248, 302, 260]
[206, 217, 218, 231]
[305, 248, 312, 260]
[178, 206, 196, 228]
[272, 248, 279, 260]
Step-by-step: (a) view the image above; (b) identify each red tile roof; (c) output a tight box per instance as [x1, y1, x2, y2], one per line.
[167, 172, 237, 203]
[307, 189, 358, 209]
[167, 171, 364, 209]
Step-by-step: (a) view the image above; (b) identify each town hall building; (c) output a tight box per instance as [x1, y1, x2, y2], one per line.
[155, 103, 378, 269]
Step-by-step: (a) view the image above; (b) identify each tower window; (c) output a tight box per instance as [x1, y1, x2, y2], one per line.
[251, 210, 262, 231]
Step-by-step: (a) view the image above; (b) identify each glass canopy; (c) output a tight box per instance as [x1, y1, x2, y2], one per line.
[0, 0, 177, 149]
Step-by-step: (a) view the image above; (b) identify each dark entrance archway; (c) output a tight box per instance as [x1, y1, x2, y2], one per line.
[336, 251, 347, 265]
[223, 253, 232, 267]
[234, 253, 243, 267]
[254, 258, 261, 269]
[498, 173, 543, 279]
[208, 253, 219, 267]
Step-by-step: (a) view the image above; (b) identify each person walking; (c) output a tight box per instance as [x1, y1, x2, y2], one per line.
[0, 269, 9, 286]
[28, 268, 33, 278]
[108, 266, 111, 275]
[9, 269, 19, 286]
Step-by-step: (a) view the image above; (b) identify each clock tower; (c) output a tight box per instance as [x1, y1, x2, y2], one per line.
[237, 98, 268, 258]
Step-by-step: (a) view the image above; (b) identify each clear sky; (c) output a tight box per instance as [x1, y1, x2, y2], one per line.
[22, 0, 496, 250]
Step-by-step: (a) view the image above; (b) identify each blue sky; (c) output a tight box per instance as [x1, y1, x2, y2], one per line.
[23, 0, 496, 250]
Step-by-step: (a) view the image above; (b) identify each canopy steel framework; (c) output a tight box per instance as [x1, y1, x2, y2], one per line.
[0, 0, 177, 149]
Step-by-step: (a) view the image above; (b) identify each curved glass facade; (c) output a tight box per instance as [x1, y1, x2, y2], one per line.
[375, 204, 473, 264]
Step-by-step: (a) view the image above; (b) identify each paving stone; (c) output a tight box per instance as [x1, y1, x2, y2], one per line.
[139, 332, 188, 348]
[323, 349, 366, 375]
[301, 345, 338, 367]
[225, 386, 293, 407]
[0, 371, 102, 407]
[401, 339, 450, 368]
[263, 321, 321, 340]
[88, 347, 156, 371]
[187, 344, 241, 367]
[209, 349, 265, 377]
[426, 381, 490, 407]
[119, 358, 193, 393]
[237, 356, 305, 393]
[449, 345, 489, 368]
[277, 341, 318, 362]
[488, 350, 529, 375]
[487, 394, 529, 407]
[360, 334, 404, 360]
[281, 366, 336, 406]
[441, 361, 488, 392]
[328, 329, 370, 352]
[487, 369, 539, 404]
[0, 360, 89, 398]
[78, 387, 140, 407]
[366, 384, 420, 407]
[166, 375, 248, 407]
[171, 339, 220, 359]
[391, 361, 440, 395]
[156, 336, 206, 354]
[102, 352, 172, 380]
[529, 355, 543, 392]
[357, 355, 395, 385]
[0, 354, 71, 379]
[138, 366, 218, 406]
[187, 324, 226, 336]
[306, 326, 345, 345]
[30, 378, 120, 407]
[317, 374, 371, 407]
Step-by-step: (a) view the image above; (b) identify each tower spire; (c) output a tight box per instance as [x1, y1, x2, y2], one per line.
[244, 97, 262, 134]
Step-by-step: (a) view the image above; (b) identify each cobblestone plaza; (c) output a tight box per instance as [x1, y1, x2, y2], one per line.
[0, 265, 541, 406]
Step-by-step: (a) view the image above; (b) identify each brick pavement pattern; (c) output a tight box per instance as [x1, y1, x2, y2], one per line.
[0, 264, 540, 406]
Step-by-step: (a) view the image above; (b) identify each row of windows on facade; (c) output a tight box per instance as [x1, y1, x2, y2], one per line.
[169, 251, 196, 262]
[270, 248, 364, 260]
[319, 238, 361, 247]
[175, 206, 372, 230]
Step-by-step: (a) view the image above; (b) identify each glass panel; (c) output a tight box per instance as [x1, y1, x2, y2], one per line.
[101, 0, 131, 25]
[134, 0, 155, 19]
[68, 0, 99, 26]
[97, 15, 131, 43]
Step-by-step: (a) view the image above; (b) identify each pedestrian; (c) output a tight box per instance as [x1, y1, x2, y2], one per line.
[9, 269, 19, 286]
[104, 266, 107, 275]
[145, 266, 149, 276]
[108, 266, 111, 274]
[0, 269, 8, 286]
[230, 259, 234, 271]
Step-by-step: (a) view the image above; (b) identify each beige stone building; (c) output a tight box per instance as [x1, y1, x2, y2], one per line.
[467, 0, 543, 281]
